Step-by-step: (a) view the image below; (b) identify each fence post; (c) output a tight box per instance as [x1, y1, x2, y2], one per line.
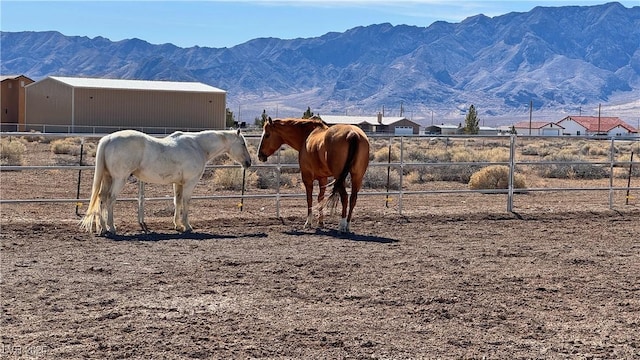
[399, 136, 404, 215]
[609, 137, 615, 209]
[276, 148, 282, 218]
[385, 137, 393, 208]
[507, 134, 516, 213]
[75, 138, 85, 216]
[626, 152, 634, 205]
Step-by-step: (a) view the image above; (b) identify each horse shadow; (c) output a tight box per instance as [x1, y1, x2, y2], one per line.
[105, 231, 268, 242]
[284, 228, 398, 244]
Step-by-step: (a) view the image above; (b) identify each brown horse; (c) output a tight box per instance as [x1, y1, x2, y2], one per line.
[258, 117, 370, 233]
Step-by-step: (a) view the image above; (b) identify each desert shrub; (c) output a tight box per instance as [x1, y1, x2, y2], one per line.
[363, 166, 400, 189]
[537, 152, 608, 179]
[255, 168, 295, 189]
[212, 168, 258, 190]
[469, 165, 526, 190]
[50, 137, 97, 159]
[614, 153, 640, 177]
[373, 145, 400, 163]
[450, 147, 475, 163]
[0, 137, 26, 165]
[50, 137, 82, 155]
[407, 148, 451, 163]
[21, 130, 46, 143]
[520, 144, 540, 156]
[433, 164, 481, 183]
[476, 148, 510, 163]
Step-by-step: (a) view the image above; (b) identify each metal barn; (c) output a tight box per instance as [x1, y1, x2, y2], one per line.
[25, 76, 227, 133]
[1, 75, 34, 131]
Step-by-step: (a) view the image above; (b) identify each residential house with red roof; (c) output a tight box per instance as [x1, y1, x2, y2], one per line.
[556, 116, 638, 137]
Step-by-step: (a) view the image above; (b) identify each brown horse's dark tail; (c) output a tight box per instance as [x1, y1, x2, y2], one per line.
[324, 133, 359, 215]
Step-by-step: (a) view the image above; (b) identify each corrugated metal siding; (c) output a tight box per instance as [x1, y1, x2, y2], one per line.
[73, 89, 225, 130]
[25, 78, 73, 129]
[24, 77, 226, 132]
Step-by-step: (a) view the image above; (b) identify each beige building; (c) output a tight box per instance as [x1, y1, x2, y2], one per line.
[25, 76, 226, 133]
[1, 75, 34, 131]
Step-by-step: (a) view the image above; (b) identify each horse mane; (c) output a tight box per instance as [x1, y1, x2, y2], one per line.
[274, 116, 329, 128]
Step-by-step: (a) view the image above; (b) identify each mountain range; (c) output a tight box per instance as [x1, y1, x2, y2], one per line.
[1, 2, 639, 126]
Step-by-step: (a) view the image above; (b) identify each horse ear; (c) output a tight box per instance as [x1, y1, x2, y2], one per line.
[236, 128, 241, 135]
[268, 117, 273, 125]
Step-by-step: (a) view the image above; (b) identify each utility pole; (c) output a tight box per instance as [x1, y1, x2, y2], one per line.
[597, 103, 601, 135]
[528, 99, 533, 136]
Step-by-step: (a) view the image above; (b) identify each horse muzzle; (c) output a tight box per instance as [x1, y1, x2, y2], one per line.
[258, 153, 268, 162]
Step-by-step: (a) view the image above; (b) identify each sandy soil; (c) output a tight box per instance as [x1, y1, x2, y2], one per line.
[1, 141, 640, 359]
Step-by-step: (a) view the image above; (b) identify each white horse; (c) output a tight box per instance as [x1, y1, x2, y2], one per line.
[80, 129, 252, 236]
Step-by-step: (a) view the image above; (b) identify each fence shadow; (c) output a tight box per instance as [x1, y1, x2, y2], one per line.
[106, 231, 268, 242]
[284, 228, 398, 244]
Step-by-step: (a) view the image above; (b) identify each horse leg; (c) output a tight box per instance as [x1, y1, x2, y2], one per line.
[180, 180, 199, 233]
[344, 175, 364, 233]
[97, 175, 112, 236]
[338, 183, 350, 233]
[105, 177, 126, 235]
[302, 176, 315, 229]
[317, 177, 328, 228]
[173, 183, 185, 232]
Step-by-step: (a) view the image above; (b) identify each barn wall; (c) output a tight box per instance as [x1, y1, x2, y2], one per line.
[1, 80, 18, 126]
[73, 88, 226, 131]
[25, 78, 73, 131]
[1, 76, 34, 131]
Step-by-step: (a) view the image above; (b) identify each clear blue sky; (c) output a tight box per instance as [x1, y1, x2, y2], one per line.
[2, 1, 639, 49]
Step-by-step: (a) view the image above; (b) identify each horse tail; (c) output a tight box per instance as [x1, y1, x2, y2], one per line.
[325, 132, 360, 214]
[80, 138, 107, 233]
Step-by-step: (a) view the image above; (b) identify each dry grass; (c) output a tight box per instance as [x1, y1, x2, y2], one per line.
[468, 165, 526, 190]
[0, 137, 27, 165]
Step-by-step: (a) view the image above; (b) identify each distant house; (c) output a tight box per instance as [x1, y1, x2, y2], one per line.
[320, 113, 420, 135]
[423, 124, 461, 135]
[478, 126, 499, 136]
[512, 121, 564, 136]
[25, 76, 227, 133]
[1, 75, 34, 131]
[556, 116, 638, 137]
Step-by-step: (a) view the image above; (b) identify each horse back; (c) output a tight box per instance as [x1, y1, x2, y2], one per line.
[304, 125, 369, 178]
[328, 125, 369, 176]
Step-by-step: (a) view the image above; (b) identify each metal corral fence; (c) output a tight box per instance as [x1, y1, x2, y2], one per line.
[1, 132, 639, 218]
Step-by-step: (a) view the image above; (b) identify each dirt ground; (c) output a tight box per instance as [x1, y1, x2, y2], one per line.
[1, 192, 639, 359]
[2, 141, 640, 359]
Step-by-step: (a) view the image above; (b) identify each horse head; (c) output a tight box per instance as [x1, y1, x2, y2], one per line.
[257, 117, 283, 162]
[228, 129, 252, 169]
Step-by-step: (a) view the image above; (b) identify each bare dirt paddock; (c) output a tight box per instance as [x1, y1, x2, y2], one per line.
[1, 192, 639, 360]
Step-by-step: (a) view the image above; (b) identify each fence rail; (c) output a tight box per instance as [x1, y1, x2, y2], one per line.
[1, 132, 639, 217]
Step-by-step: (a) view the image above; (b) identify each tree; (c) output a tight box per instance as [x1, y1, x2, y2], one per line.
[464, 104, 480, 134]
[225, 108, 235, 128]
[255, 109, 269, 127]
[302, 107, 314, 119]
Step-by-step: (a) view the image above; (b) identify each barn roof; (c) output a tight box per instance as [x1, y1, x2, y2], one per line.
[0, 74, 34, 82]
[559, 116, 637, 133]
[46, 76, 225, 93]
